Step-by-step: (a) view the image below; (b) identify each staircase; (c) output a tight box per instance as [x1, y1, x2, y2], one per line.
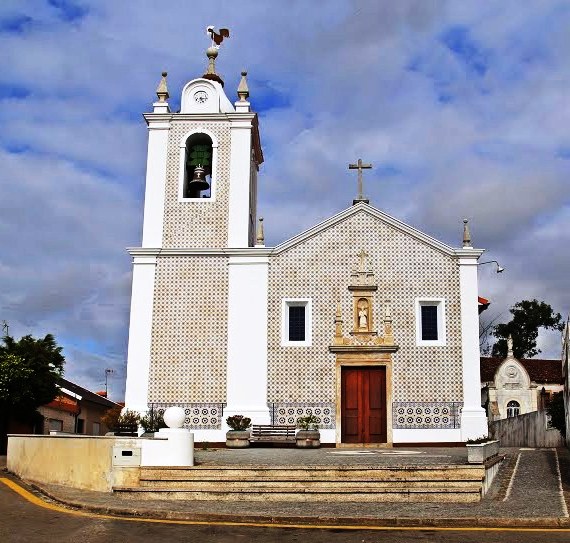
[113, 464, 486, 502]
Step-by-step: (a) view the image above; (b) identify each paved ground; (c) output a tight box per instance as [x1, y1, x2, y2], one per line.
[3, 479, 570, 543]
[194, 446, 472, 467]
[3, 447, 570, 528]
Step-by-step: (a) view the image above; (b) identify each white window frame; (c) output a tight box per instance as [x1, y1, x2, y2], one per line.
[415, 297, 446, 346]
[281, 298, 312, 347]
[178, 129, 219, 202]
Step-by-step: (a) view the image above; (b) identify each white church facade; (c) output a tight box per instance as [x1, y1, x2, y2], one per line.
[124, 43, 488, 445]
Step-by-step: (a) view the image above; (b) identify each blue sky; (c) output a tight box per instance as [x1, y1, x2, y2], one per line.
[0, 1, 568, 400]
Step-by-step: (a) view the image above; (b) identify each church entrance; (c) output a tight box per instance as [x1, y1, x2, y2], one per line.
[341, 367, 387, 444]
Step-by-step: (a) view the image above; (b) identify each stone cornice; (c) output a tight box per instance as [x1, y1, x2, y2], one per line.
[328, 345, 400, 353]
[126, 247, 273, 257]
[143, 112, 258, 125]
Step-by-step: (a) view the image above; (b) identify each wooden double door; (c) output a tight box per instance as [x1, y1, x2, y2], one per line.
[341, 366, 387, 444]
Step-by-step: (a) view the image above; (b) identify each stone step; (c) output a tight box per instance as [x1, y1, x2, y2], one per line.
[140, 466, 485, 482]
[137, 478, 482, 490]
[112, 486, 481, 503]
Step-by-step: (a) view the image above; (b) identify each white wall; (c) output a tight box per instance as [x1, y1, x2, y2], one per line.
[225, 254, 270, 424]
[459, 256, 488, 439]
[124, 254, 158, 413]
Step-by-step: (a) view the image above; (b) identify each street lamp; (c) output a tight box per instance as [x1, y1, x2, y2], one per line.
[478, 260, 504, 273]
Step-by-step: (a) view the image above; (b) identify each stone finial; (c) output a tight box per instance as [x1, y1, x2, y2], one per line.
[256, 217, 265, 246]
[237, 71, 249, 101]
[156, 71, 169, 102]
[462, 219, 472, 247]
[203, 46, 224, 87]
[507, 334, 514, 358]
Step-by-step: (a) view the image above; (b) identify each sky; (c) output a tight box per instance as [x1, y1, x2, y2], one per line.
[0, 0, 568, 402]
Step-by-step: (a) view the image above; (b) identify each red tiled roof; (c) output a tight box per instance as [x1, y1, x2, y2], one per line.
[478, 296, 490, 305]
[480, 356, 563, 384]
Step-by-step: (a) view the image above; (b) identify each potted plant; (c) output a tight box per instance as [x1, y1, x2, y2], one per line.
[139, 409, 166, 436]
[225, 415, 252, 448]
[466, 436, 500, 464]
[296, 414, 321, 448]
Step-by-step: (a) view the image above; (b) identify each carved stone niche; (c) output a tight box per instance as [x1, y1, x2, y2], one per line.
[330, 250, 397, 351]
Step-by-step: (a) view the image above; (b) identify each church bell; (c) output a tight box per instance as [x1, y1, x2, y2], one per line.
[188, 164, 210, 192]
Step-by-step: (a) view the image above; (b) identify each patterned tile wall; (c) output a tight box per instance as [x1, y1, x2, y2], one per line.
[148, 256, 228, 403]
[162, 121, 231, 248]
[267, 209, 463, 404]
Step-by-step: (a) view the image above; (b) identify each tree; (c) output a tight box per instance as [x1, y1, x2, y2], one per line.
[547, 392, 566, 440]
[0, 334, 65, 452]
[491, 299, 564, 358]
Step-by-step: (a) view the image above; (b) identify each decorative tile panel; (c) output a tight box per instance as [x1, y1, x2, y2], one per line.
[267, 209, 464, 404]
[149, 403, 225, 430]
[148, 256, 228, 403]
[392, 402, 462, 429]
[270, 402, 335, 429]
[163, 121, 231, 248]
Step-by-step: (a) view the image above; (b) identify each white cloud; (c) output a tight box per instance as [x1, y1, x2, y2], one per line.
[1, 0, 568, 399]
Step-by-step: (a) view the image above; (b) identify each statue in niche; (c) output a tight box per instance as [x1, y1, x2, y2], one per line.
[357, 299, 369, 330]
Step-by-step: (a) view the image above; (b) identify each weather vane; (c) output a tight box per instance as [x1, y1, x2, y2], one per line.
[206, 25, 230, 49]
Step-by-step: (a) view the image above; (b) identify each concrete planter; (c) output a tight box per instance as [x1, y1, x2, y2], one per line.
[295, 430, 321, 448]
[225, 430, 250, 448]
[466, 440, 500, 464]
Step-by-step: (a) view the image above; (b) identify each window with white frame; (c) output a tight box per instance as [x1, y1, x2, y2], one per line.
[281, 299, 312, 346]
[415, 298, 446, 346]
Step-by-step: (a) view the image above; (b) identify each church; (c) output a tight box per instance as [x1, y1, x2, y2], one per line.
[124, 36, 488, 446]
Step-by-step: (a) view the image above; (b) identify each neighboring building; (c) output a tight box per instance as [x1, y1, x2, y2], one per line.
[481, 337, 563, 421]
[562, 318, 570, 446]
[38, 378, 121, 435]
[124, 42, 488, 445]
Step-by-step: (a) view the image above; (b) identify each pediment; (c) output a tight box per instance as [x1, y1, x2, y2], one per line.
[273, 202, 483, 258]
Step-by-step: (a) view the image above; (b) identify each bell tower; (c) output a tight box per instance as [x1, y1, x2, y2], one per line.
[124, 30, 264, 415]
[140, 36, 263, 251]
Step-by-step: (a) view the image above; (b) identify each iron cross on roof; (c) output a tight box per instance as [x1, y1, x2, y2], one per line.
[348, 158, 372, 205]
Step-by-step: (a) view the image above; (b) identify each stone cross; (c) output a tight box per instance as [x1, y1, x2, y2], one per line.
[349, 158, 372, 204]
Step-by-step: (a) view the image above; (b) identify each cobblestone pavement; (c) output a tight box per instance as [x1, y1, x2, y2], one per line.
[4, 447, 570, 526]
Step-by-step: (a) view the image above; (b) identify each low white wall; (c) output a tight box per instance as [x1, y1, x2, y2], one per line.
[7, 432, 195, 492]
[7, 435, 140, 491]
[489, 410, 564, 447]
[393, 428, 462, 443]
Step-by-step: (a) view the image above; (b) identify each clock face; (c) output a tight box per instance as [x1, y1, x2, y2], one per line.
[194, 91, 208, 104]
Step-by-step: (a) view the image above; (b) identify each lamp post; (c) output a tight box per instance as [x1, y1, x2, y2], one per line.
[478, 260, 505, 273]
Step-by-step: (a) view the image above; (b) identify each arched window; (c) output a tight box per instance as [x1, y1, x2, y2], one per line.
[506, 400, 520, 418]
[183, 133, 213, 199]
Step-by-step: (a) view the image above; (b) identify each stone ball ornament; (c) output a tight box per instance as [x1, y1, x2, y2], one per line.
[163, 406, 186, 428]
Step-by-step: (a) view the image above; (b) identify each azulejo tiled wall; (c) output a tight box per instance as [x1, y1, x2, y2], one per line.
[148, 256, 228, 404]
[267, 209, 463, 404]
[162, 121, 231, 248]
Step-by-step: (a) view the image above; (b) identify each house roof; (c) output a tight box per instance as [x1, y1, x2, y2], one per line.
[58, 378, 122, 408]
[480, 357, 563, 385]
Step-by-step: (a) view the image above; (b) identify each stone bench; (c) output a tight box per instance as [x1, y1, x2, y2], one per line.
[250, 424, 297, 443]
